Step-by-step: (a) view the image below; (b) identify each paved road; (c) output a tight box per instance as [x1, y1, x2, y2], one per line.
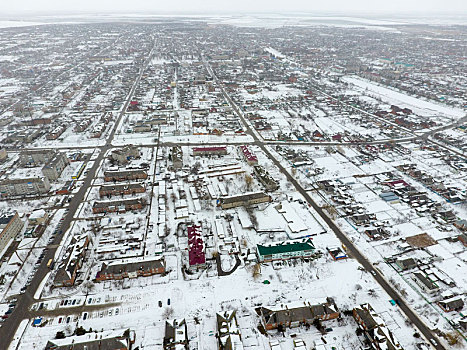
[0, 50, 458, 349]
[0, 44, 155, 349]
[204, 58, 447, 350]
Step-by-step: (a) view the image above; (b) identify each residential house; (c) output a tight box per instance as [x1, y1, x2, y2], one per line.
[217, 310, 244, 350]
[188, 225, 205, 267]
[438, 296, 464, 312]
[239, 146, 258, 165]
[19, 149, 56, 167]
[412, 272, 439, 295]
[164, 319, 188, 350]
[171, 146, 183, 169]
[253, 165, 279, 192]
[458, 234, 467, 247]
[0, 148, 7, 162]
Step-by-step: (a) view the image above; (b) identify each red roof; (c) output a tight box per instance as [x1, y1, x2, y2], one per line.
[193, 146, 226, 152]
[240, 145, 258, 162]
[188, 225, 205, 266]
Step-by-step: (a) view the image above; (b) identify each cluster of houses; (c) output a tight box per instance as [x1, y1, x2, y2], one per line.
[353, 303, 403, 350]
[396, 163, 465, 203]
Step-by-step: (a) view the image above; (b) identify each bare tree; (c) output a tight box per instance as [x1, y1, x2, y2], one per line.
[162, 307, 174, 319]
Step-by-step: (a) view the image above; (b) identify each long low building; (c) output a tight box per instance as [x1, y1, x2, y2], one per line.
[99, 183, 146, 198]
[193, 146, 227, 156]
[45, 329, 135, 350]
[219, 191, 271, 209]
[95, 257, 165, 281]
[260, 298, 339, 330]
[93, 198, 146, 214]
[104, 169, 148, 182]
[257, 238, 316, 263]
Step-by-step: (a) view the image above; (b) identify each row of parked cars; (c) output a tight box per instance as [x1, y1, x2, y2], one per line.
[0, 298, 17, 324]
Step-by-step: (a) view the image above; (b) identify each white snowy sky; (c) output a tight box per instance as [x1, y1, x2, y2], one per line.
[1, 0, 466, 15]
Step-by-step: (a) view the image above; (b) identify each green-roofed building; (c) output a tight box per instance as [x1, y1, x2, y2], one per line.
[257, 238, 316, 262]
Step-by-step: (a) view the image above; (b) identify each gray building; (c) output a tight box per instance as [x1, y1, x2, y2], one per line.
[0, 177, 51, 198]
[0, 212, 23, 256]
[19, 149, 57, 167]
[41, 152, 70, 181]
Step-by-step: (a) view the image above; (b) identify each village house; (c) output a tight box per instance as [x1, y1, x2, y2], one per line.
[219, 192, 271, 209]
[163, 319, 188, 350]
[95, 257, 165, 281]
[438, 296, 464, 312]
[395, 257, 417, 271]
[256, 238, 316, 263]
[411, 272, 439, 295]
[216, 310, 244, 350]
[260, 298, 339, 330]
[171, 146, 183, 169]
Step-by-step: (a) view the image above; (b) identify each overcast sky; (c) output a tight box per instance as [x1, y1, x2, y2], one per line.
[2, 0, 466, 15]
